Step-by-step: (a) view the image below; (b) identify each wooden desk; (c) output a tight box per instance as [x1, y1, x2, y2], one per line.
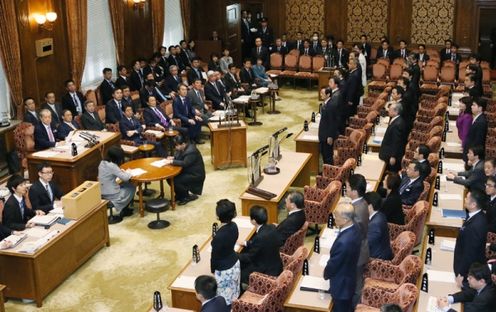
[169, 217, 255, 311]
[147, 306, 194, 312]
[285, 226, 335, 312]
[0, 284, 4, 312]
[240, 152, 312, 224]
[294, 125, 319, 175]
[415, 234, 462, 312]
[442, 120, 463, 159]
[208, 121, 247, 169]
[121, 158, 182, 217]
[0, 200, 109, 307]
[26, 131, 121, 194]
[316, 69, 332, 100]
[354, 152, 386, 182]
[366, 116, 389, 153]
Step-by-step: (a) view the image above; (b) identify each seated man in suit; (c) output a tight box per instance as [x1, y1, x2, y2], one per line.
[438, 262, 496, 312]
[115, 65, 130, 89]
[376, 40, 394, 62]
[486, 176, 496, 233]
[105, 87, 125, 124]
[142, 95, 187, 138]
[187, 78, 212, 123]
[194, 275, 229, 312]
[163, 65, 182, 95]
[416, 44, 430, 67]
[395, 40, 409, 60]
[187, 57, 205, 85]
[173, 84, 203, 144]
[81, 100, 105, 131]
[399, 160, 424, 205]
[269, 38, 288, 56]
[239, 59, 256, 88]
[29, 162, 63, 214]
[3, 174, 45, 231]
[41, 91, 63, 128]
[440, 39, 453, 62]
[121, 85, 141, 117]
[57, 109, 79, 140]
[129, 60, 144, 92]
[364, 192, 393, 260]
[61, 79, 86, 117]
[276, 191, 306, 244]
[164, 135, 205, 205]
[23, 97, 39, 125]
[204, 70, 226, 110]
[99, 67, 116, 105]
[300, 39, 316, 57]
[413, 144, 432, 181]
[447, 145, 486, 192]
[223, 64, 246, 96]
[324, 203, 362, 312]
[34, 109, 62, 150]
[238, 205, 283, 284]
[140, 79, 168, 108]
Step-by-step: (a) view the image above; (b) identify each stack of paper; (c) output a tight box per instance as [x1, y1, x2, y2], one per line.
[151, 159, 168, 168]
[301, 134, 318, 141]
[319, 254, 330, 267]
[299, 276, 329, 292]
[18, 230, 60, 254]
[32, 151, 60, 158]
[29, 215, 60, 227]
[255, 87, 269, 94]
[171, 275, 196, 289]
[144, 130, 164, 138]
[375, 127, 387, 134]
[446, 142, 461, 147]
[427, 270, 455, 283]
[439, 193, 462, 201]
[1, 233, 27, 248]
[440, 240, 456, 252]
[128, 168, 147, 177]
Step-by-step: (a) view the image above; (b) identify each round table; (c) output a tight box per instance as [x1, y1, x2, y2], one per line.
[121, 157, 182, 217]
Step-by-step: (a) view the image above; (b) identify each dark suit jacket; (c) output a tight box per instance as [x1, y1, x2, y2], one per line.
[139, 87, 166, 107]
[28, 179, 63, 213]
[376, 48, 394, 61]
[105, 99, 125, 124]
[318, 91, 341, 142]
[379, 116, 407, 163]
[362, 43, 372, 61]
[81, 111, 105, 131]
[416, 53, 430, 64]
[454, 210, 488, 277]
[300, 47, 316, 57]
[2, 195, 36, 231]
[440, 48, 452, 62]
[41, 103, 63, 128]
[368, 212, 393, 260]
[115, 75, 131, 89]
[399, 176, 424, 205]
[34, 122, 58, 150]
[418, 159, 431, 181]
[61, 92, 86, 116]
[239, 224, 284, 277]
[269, 45, 288, 56]
[256, 27, 274, 47]
[168, 55, 185, 72]
[129, 70, 143, 92]
[453, 160, 486, 192]
[204, 81, 226, 110]
[381, 191, 405, 225]
[57, 121, 79, 140]
[171, 143, 206, 195]
[251, 46, 270, 68]
[291, 40, 304, 51]
[239, 67, 256, 85]
[23, 111, 39, 125]
[468, 86, 482, 98]
[394, 48, 410, 59]
[487, 196, 496, 233]
[223, 72, 242, 93]
[345, 68, 363, 106]
[211, 221, 239, 273]
[324, 224, 362, 300]
[333, 49, 349, 68]
[187, 67, 206, 85]
[119, 117, 144, 144]
[164, 75, 181, 94]
[449, 280, 496, 312]
[0, 224, 12, 240]
[179, 49, 192, 68]
[173, 96, 196, 124]
[99, 80, 115, 105]
[200, 296, 229, 312]
[464, 114, 488, 154]
[187, 89, 206, 111]
[143, 106, 170, 128]
[276, 209, 306, 244]
[352, 198, 370, 267]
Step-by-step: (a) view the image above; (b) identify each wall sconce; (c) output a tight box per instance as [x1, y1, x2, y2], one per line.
[133, 0, 147, 10]
[33, 12, 57, 31]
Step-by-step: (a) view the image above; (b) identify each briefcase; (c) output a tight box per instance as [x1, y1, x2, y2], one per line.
[62, 181, 101, 219]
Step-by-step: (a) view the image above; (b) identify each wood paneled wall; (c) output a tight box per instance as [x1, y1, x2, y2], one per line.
[123, 0, 154, 66]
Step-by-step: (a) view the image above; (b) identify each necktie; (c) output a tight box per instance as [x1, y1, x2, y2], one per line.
[384, 49, 387, 57]
[213, 82, 220, 95]
[73, 94, 82, 113]
[155, 87, 167, 102]
[305, 48, 308, 55]
[20, 199, 25, 219]
[91, 113, 96, 120]
[50, 105, 58, 118]
[257, 47, 261, 55]
[399, 179, 410, 194]
[46, 184, 53, 202]
[196, 90, 202, 103]
[47, 126, 55, 142]
[117, 101, 124, 117]
[153, 107, 169, 126]
[402, 50, 405, 58]
[108, 80, 115, 89]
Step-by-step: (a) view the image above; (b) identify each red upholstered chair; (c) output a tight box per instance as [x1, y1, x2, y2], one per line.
[316, 158, 357, 190]
[389, 231, 416, 265]
[388, 63, 403, 82]
[355, 283, 419, 312]
[439, 65, 456, 86]
[364, 255, 422, 292]
[368, 64, 388, 92]
[13, 122, 35, 170]
[486, 232, 496, 259]
[389, 201, 428, 245]
[412, 116, 443, 133]
[294, 55, 313, 85]
[267, 53, 284, 76]
[280, 246, 309, 288]
[231, 270, 293, 312]
[419, 65, 439, 94]
[357, 99, 385, 118]
[309, 55, 325, 80]
[280, 222, 309, 256]
[304, 180, 342, 228]
[334, 129, 366, 166]
[279, 53, 298, 84]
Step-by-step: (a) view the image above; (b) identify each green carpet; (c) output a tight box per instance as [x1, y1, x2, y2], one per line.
[6, 86, 321, 312]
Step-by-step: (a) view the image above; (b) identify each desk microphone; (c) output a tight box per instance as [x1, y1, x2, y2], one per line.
[272, 127, 287, 138]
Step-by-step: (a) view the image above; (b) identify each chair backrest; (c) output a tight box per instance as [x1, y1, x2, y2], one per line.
[341, 158, 357, 183]
[327, 181, 342, 214]
[288, 49, 300, 56]
[398, 255, 422, 285]
[273, 270, 294, 310]
[85, 89, 97, 104]
[283, 246, 309, 278]
[481, 61, 490, 70]
[270, 52, 283, 69]
[422, 65, 438, 81]
[74, 115, 83, 128]
[284, 53, 298, 69]
[411, 201, 429, 245]
[391, 231, 416, 265]
[483, 68, 490, 83]
[372, 63, 387, 80]
[440, 66, 455, 82]
[429, 116, 443, 128]
[95, 86, 103, 106]
[97, 105, 106, 122]
[312, 55, 325, 72]
[417, 181, 431, 201]
[389, 64, 403, 80]
[298, 55, 312, 72]
[370, 47, 377, 60]
[160, 100, 174, 117]
[365, 111, 379, 123]
[280, 222, 309, 255]
[442, 60, 456, 68]
[376, 58, 390, 68]
[349, 129, 364, 147]
[426, 136, 441, 153]
[426, 59, 440, 69]
[395, 283, 419, 312]
[429, 125, 444, 138]
[393, 58, 406, 67]
[13, 122, 35, 168]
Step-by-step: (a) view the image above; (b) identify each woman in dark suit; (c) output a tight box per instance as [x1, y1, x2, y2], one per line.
[210, 199, 240, 306]
[380, 173, 405, 225]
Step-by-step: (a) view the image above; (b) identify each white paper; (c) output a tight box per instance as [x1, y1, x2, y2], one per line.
[127, 168, 147, 177]
[171, 275, 197, 289]
[234, 217, 254, 229]
[439, 174, 448, 182]
[439, 193, 462, 201]
[31, 151, 60, 158]
[24, 227, 49, 238]
[372, 136, 383, 144]
[120, 145, 138, 153]
[255, 87, 269, 94]
[440, 240, 456, 252]
[427, 296, 446, 312]
[232, 95, 250, 104]
[375, 127, 387, 134]
[319, 254, 330, 267]
[151, 159, 168, 168]
[300, 275, 329, 291]
[301, 134, 318, 141]
[144, 130, 164, 138]
[427, 270, 455, 283]
[444, 163, 465, 172]
[29, 215, 59, 226]
[446, 142, 461, 147]
[309, 122, 319, 129]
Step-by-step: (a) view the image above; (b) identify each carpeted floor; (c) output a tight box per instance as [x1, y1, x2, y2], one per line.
[6, 86, 321, 312]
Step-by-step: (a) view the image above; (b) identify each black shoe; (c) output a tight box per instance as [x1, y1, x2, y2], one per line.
[119, 207, 133, 217]
[188, 194, 199, 201]
[177, 197, 191, 206]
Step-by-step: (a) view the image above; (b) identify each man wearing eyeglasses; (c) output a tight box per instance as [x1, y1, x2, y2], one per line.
[28, 162, 64, 214]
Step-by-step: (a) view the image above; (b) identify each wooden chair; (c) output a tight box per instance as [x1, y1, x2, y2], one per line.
[267, 53, 284, 76]
[13, 122, 35, 170]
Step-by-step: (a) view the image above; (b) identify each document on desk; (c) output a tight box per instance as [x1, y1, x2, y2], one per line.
[232, 95, 250, 104]
[31, 150, 61, 158]
[29, 215, 60, 227]
[446, 142, 462, 147]
[18, 230, 60, 254]
[427, 270, 455, 283]
[444, 163, 465, 172]
[439, 193, 462, 201]
[299, 276, 330, 293]
[442, 209, 466, 219]
[374, 127, 387, 135]
[372, 136, 383, 144]
[234, 217, 254, 229]
[309, 122, 319, 129]
[300, 134, 318, 141]
[440, 240, 456, 252]
[427, 296, 447, 312]
[255, 87, 269, 94]
[24, 227, 49, 238]
[151, 159, 168, 168]
[171, 275, 196, 289]
[144, 130, 164, 138]
[128, 168, 147, 177]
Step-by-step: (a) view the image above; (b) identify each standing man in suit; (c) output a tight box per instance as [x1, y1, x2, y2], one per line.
[463, 97, 488, 160]
[485, 176, 496, 233]
[115, 65, 130, 89]
[61, 79, 86, 117]
[81, 100, 105, 131]
[57, 109, 79, 140]
[466, 75, 482, 98]
[453, 190, 488, 283]
[324, 203, 362, 312]
[257, 17, 273, 47]
[364, 192, 393, 260]
[346, 173, 369, 307]
[345, 58, 363, 118]
[360, 34, 372, 65]
[395, 40, 409, 60]
[34, 109, 61, 150]
[438, 263, 496, 312]
[334, 40, 349, 68]
[129, 60, 144, 92]
[99, 68, 115, 105]
[23, 97, 39, 125]
[105, 88, 125, 124]
[238, 205, 283, 283]
[173, 84, 203, 144]
[29, 162, 63, 214]
[447, 145, 486, 192]
[2, 174, 45, 231]
[440, 39, 453, 62]
[277, 191, 306, 244]
[416, 44, 430, 67]
[241, 10, 254, 60]
[310, 32, 321, 51]
[376, 40, 394, 62]
[42, 91, 63, 128]
[399, 161, 424, 205]
[204, 71, 226, 110]
[379, 102, 407, 172]
[251, 37, 269, 69]
[168, 46, 185, 72]
[318, 79, 341, 165]
[187, 78, 212, 122]
[194, 275, 229, 312]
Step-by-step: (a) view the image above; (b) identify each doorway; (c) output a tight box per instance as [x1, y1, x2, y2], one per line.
[478, 8, 496, 68]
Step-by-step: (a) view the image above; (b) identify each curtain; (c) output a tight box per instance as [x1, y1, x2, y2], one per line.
[108, 0, 125, 64]
[65, 0, 88, 90]
[151, 0, 165, 52]
[0, 0, 23, 118]
[180, 0, 190, 41]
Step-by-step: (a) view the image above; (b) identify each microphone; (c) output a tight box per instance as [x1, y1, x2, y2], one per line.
[252, 144, 269, 157]
[272, 127, 287, 138]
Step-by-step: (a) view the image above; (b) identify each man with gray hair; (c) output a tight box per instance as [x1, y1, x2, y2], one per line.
[204, 70, 226, 110]
[164, 64, 181, 94]
[34, 109, 62, 150]
[379, 101, 407, 172]
[324, 203, 361, 312]
[276, 191, 306, 244]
